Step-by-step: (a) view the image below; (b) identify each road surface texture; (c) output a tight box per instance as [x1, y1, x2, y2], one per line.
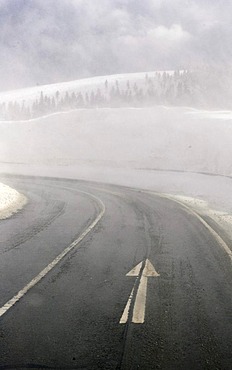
[0, 176, 231, 370]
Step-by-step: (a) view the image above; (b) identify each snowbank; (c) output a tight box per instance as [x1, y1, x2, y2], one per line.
[0, 182, 27, 220]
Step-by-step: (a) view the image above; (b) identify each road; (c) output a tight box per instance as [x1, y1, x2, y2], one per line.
[0, 176, 231, 370]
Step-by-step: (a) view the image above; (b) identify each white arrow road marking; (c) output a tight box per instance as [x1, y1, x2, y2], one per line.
[120, 259, 159, 324]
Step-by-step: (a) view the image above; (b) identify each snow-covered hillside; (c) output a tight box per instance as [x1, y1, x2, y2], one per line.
[1, 70, 193, 121]
[0, 71, 175, 106]
[2, 68, 232, 122]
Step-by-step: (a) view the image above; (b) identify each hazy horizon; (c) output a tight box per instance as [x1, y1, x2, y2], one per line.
[0, 0, 231, 91]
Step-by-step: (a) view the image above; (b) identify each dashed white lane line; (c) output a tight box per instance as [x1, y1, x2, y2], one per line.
[0, 190, 105, 318]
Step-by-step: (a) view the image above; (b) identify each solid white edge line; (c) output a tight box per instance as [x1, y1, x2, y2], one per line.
[0, 190, 105, 318]
[93, 184, 232, 263]
[146, 191, 232, 263]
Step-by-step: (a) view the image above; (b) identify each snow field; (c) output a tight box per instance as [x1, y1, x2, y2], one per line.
[0, 106, 231, 176]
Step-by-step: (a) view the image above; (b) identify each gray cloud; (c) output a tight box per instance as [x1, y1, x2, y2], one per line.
[0, 0, 231, 90]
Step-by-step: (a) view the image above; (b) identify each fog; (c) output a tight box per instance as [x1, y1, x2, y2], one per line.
[0, 0, 232, 215]
[0, 0, 232, 90]
[1, 4, 232, 368]
[0, 106, 232, 175]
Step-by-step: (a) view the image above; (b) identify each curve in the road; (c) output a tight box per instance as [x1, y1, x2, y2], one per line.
[1, 176, 232, 370]
[154, 192, 232, 264]
[0, 188, 105, 318]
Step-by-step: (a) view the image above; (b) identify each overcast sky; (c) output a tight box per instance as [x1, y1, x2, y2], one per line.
[0, 0, 231, 90]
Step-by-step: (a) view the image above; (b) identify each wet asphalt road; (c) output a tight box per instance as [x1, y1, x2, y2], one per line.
[0, 176, 232, 370]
